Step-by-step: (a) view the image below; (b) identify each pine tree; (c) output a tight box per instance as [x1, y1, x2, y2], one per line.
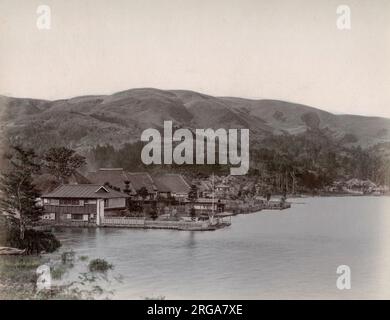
[43, 147, 86, 184]
[0, 146, 42, 240]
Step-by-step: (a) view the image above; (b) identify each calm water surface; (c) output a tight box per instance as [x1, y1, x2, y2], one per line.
[50, 196, 390, 299]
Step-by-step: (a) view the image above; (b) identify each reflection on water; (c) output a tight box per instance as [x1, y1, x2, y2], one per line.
[49, 196, 390, 299]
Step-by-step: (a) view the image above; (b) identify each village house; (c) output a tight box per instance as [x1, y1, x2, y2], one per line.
[86, 168, 134, 193]
[41, 184, 130, 224]
[153, 198, 225, 220]
[87, 169, 157, 198]
[128, 172, 158, 199]
[192, 198, 225, 215]
[153, 174, 191, 201]
[326, 178, 383, 195]
[215, 183, 234, 198]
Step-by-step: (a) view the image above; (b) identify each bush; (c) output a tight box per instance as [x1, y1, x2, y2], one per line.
[6, 227, 61, 255]
[88, 259, 113, 273]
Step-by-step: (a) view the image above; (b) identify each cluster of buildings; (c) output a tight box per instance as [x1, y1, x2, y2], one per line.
[326, 178, 389, 195]
[85, 169, 191, 200]
[41, 168, 225, 225]
[40, 169, 291, 227]
[194, 175, 264, 199]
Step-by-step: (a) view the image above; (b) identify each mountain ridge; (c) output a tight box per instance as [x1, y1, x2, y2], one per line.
[2, 89, 389, 119]
[1, 88, 389, 153]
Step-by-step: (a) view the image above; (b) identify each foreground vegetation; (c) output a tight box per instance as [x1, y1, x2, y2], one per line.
[0, 255, 43, 299]
[0, 145, 86, 255]
[0, 250, 116, 299]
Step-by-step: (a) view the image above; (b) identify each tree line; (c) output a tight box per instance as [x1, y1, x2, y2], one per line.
[88, 131, 390, 191]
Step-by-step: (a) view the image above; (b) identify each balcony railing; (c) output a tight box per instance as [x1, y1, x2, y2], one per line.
[43, 204, 97, 214]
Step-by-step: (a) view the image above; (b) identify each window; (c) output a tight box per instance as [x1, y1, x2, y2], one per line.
[49, 199, 59, 205]
[104, 199, 109, 207]
[71, 214, 83, 220]
[59, 199, 80, 205]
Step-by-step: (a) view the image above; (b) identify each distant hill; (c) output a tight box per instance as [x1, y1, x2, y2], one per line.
[1, 88, 389, 153]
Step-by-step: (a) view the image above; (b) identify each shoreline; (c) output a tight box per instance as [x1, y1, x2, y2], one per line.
[2, 196, 389, 300]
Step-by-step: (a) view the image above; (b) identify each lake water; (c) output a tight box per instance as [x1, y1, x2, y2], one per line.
[50, 196, 390, 299]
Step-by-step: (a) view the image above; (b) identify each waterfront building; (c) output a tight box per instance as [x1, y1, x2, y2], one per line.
[41, 184, 130, 224]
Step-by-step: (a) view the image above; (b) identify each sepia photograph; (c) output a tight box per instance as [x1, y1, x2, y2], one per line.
[0, 0, 389, 308]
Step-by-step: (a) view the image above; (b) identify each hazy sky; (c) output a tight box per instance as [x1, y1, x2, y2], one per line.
[0, 0, 389, 117]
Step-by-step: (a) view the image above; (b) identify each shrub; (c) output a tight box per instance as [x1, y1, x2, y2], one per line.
[6, 227, 61, 255]
[88, 259, 113, 273]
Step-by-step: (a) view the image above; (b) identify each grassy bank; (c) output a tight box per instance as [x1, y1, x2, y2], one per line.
[0, 255, 45, 299]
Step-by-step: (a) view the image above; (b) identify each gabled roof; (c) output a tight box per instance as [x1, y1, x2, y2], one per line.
[42, 184, 130, 199]
[85, 169, 190, 195]
[127, 172, 156, 193]
[152, 177, 171, 192]
[153, 174, 191, 194]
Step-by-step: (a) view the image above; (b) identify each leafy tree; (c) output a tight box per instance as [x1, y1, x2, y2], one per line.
[0, 146, 42, 240]
[43, 147, 86, 184]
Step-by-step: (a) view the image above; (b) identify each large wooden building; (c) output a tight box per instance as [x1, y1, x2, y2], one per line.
[41, 184, 130, 224]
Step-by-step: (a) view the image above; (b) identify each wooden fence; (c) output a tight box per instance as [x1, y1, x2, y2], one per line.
[102, 217, 145, 227]
[101, 217, 211, 230]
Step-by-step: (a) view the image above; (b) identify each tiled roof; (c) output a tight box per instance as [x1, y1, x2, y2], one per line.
[42, 184, 130, 199]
